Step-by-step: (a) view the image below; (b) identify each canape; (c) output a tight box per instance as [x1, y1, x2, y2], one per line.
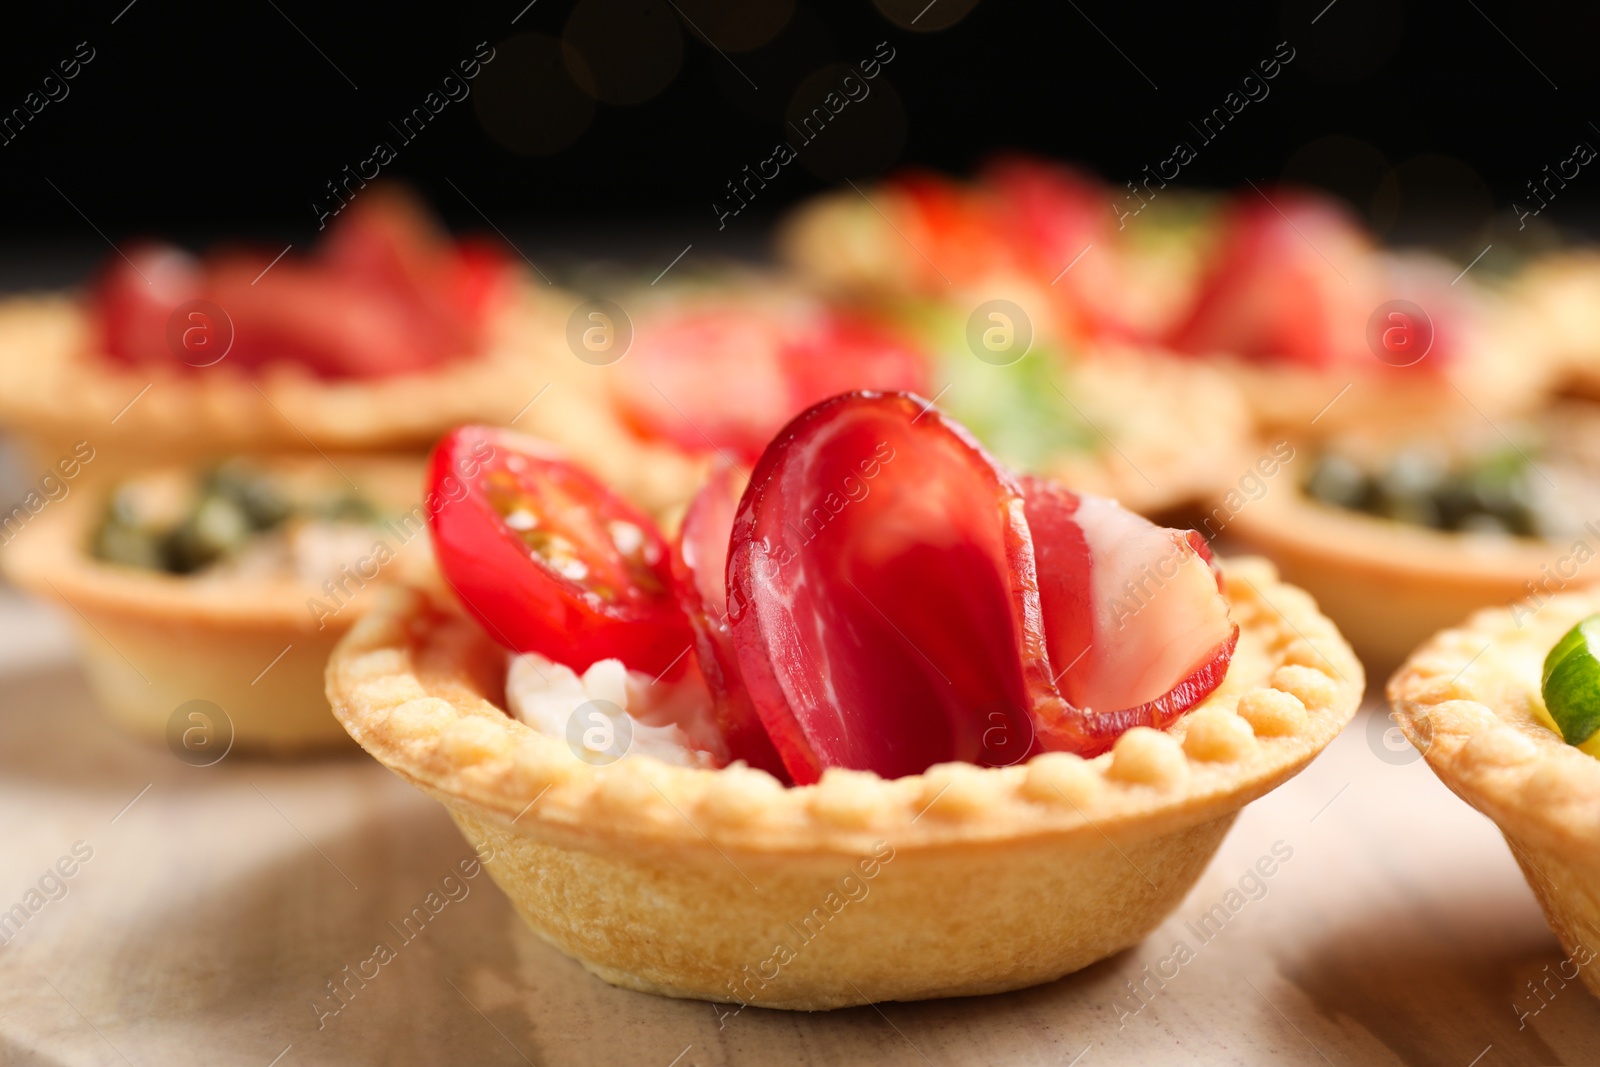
[600, 277, 1255, 515]
[2, 454, 437, 751]
[1390, 594, 1600, 999]
[781, 158, 1554, 440]
[1229, 402, 1600, 675]
[0, 187, 586, 474]
[327, 393, 1361, 1008]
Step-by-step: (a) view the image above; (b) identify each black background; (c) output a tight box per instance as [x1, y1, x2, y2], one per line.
[2, 0, 1598, 269]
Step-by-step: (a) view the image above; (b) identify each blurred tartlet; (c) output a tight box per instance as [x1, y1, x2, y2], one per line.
[781, 159, 1555, 440]
[1389, 593, 1600, 998]
[1228, 403, 1600, 675]
[1, 454, 436, 751]
[0, 187, 583, 474]
[599, 276, 1255, 515]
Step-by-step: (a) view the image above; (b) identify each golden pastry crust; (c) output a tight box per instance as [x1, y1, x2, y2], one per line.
[2, 455, 436, 751]
[1227, 482, 1567, 677]
[0, 285, 710, 514]
[1511, 251, 1600, 393]
[1053, 344, 1255, 513]
[327, 556, 1361, 1008]
[1389, 594, 1600, 995]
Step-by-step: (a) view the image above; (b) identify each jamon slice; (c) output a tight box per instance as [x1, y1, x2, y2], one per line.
[617, 300, 927, 463]
[1023, 477, 1237, 754]
[726, 391, 1048, 784]
[1167, 187, 1378, 369]
[96, 245, 206, 366]
[980, 155, 1107, 278]
[95, 189, 509, 379]
[978, 155, 1146, 343]
[671, 463, 789, 779]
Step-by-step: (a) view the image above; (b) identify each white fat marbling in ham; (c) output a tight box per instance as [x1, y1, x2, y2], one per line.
[1071, 493, 1233, 713]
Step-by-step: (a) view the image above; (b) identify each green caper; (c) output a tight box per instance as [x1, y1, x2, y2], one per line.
[94, 519, 166, 570]
[1306, 454, 1368, 509]
[207, 460, 293, 530]
[162, 494, 251, 574]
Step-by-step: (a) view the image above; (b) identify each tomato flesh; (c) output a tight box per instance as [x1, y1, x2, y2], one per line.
[427, 425, 691, 676]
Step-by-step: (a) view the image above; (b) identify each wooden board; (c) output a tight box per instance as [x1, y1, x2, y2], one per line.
[1, 586, 1598, 1066]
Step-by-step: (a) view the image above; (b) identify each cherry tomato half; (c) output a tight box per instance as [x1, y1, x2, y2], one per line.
[426, 425, 691, 676]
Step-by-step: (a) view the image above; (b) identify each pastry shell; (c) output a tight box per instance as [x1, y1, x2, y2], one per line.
[326, 557, 1361, 1009]
[1227, 482, 1573, 678]
[1389, 593, 1600, 996]
[1, 455, 435, 752]
[1049, 343, 1255, 515]
[0, 284, 710, 513]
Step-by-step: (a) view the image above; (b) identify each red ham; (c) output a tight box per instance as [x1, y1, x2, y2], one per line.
[1168, 187, 1379, 370]
[1023, 477, 1238, 754]
[724, 391, 1237, 782]
[671, 462, 789, 779]
[726, 391, 1048, 783]
[96, 245, 206, 366]
[616, 299, 927, 463]
[95, 190, 510, 379]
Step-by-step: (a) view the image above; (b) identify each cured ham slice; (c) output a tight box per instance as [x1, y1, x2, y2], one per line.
[1023, 477, 1238, 754]
[96, 190, 510, 379]
[671, 463, 789, 779]
[1167, 188, 1380, 370]
[726, 392, 1048, 783]
[617, 299, 928, 463]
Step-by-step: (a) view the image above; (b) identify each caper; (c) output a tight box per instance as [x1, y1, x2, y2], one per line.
[163, 495, 251, 574]
[1376, 447, 1448, 502]
[94, 519, 166, 570]
[208, 460, 293, 530]
[1306, 454, 1368, 509]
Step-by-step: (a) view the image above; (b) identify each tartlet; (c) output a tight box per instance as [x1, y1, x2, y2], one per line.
[609, 274, 1256, 516]
[781, 162, 1555, 441]
[2, 455, 435, 752]
[1389, 592, 1600, 997]
[326, 556, 1361, 1009]
[1227, 482, 1571, 678]
[0, 281, 578, 473]
[1228, 405, 1600, 676]
[0, 189, 663, 507]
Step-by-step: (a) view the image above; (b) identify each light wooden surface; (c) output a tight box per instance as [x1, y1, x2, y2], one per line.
[0, 587, 1597, 1067]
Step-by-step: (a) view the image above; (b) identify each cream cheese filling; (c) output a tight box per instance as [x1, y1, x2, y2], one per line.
[504, 652, 728, 769]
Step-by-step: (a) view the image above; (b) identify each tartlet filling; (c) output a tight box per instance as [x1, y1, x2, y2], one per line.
[93, 460, 401, 586]
[1304, 403, 1600, 540]
[1541, 613, 1600, 755]
[424, 392, 1238, 784]
[504, 653, 725, 768]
